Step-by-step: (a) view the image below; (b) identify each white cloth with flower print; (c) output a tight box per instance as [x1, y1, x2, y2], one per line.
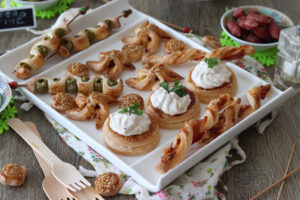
[43, 34, 277, 200]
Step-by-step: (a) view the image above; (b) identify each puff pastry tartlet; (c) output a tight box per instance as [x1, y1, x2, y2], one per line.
[145, 81, 200, 129]
[103, 103, 159, 156]
[186, 58, 237, 104]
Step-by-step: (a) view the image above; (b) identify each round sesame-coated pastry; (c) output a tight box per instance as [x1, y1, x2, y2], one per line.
[50, 92, 75, 113]
[94, 172, 122, 197]
[119, 94, 144, 110]
[164, 39, 186, 54]
[0, 164, 27, 186]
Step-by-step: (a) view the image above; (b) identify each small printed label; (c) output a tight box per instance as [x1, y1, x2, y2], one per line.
[0, 6, 36, 32]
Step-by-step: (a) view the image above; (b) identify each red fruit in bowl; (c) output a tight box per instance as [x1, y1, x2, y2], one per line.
[226, 20, 242, 37]
[246, 33, 261, 43]
[253, 26, 271, 41]
[233, 8, 245, 18]
[247, 11, 273, 25]
[269, 22, 281, 40]
[238, 16, 259, 30]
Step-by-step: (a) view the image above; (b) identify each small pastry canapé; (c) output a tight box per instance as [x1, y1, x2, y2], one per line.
[103, 103, 159, 156]
[145, 81, 200, 129]
[94, 172, 122, 197]
[0, 164, 27, 186]
[186, 58, 237, 104]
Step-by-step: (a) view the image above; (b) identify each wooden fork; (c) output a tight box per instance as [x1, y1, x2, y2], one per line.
[25, 122, 104, 200]
[8, 118, 91, 192]
[24, 122, 78, 200]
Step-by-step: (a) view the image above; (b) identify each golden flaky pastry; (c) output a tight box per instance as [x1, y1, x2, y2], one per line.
[164, 39, 186, 54]
[94, 172, 122, 197]
[125, 64, 183, 91]
[186, 66, 238, 104]
[0, 164, 27, 186]
[119, 94, 144, 110]
[156, 85, 271, 173]
[142, 45, 255, 66]
[50, 92, 118, 129]
[103, 116, 160, 156]
[122, 21, 171, 54]
[66, 63, 89, 77]
[145, 89, 200, 129]
[86, 50, 135, 80]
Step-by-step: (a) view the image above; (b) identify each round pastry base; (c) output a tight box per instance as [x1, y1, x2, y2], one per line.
[103, 117, 160, 156]
[186, 67, 237, 104]
[145, 90, 200, 130]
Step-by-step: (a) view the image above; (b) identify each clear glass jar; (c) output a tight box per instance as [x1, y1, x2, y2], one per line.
[274, 25, 300, 89]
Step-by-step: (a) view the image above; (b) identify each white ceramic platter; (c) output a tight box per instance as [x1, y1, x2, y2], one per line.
[0, 0, 295, 192]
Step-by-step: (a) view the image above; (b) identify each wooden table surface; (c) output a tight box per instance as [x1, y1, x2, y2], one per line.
[0, 0, 299, 199]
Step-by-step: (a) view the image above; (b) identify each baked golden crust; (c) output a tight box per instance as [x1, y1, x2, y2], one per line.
[103, 116, 160, 156]
[94, 172, 122, 197]
[145, 90, 200, 129]
[119, 94, 144, 109]
[0, 164, 27, 186]
[164, 39, 186, 54]
[185, 67, 237, 104]
[66, 63, 89, 77]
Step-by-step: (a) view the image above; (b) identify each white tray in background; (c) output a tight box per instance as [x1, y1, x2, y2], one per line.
[0, 0, 295, 192]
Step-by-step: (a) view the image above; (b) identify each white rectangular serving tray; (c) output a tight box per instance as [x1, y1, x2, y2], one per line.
[0, 0, 296, 192]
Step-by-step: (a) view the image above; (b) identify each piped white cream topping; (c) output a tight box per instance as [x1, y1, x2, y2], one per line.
[109, 111, 151, 136]
[191, 60, 232, 89]
[150, 87, 191, 116]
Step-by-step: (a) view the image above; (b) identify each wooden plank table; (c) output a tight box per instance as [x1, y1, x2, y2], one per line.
[0, 0, 299, 199]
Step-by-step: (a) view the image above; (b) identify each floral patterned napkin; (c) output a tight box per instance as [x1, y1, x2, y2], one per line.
[41, 33, 274, 200]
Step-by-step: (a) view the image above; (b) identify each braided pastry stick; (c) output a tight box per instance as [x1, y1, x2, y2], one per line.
[26, 74, 123, 98]
[58, 10, 132, 58]
[125, 64, 183, 90]
[142, 45, 255, 66]
[122, 21, 172, 54]
[142, 48, 207, 66]
[156, 85, 271, 174]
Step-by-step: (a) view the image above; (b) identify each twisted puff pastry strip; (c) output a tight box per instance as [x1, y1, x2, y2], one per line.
[156, 84, 271, 173]
[141, 45, 255, 66]
[14, 24, 71, 79]
[122, 21, 172, 54]
[27, 74, 123, 98]
[125, 64, 183, 90]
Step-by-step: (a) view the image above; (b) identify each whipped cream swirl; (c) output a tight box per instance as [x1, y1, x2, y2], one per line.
[109, 111, 151, 136]
[191, 60, 232, 89]
[150, 87, 191, 116]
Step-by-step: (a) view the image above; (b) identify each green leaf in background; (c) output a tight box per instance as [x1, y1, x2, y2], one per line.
[0, 97, 18, 135]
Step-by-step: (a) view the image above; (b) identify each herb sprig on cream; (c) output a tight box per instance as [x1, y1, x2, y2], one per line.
[118, 103, 144, 115]
[160, 80, 188, 97]
[204, 57, 220, 68]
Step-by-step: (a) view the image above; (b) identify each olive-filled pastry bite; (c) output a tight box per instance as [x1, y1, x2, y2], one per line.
[27, 74, 123, 98]
[103, 101, 159, 156]
[145, 81, 200, 129]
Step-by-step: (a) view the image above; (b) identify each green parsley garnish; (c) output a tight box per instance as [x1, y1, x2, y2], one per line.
[204, 57, 220, 68]
[159, 80, 188, 97]
[118, 103, 144, 115]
